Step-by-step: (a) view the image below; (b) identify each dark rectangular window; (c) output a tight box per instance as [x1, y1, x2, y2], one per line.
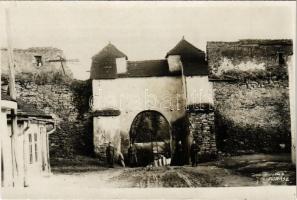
[34, 56, 43, 67]
[29, 134, 33, 164]
[34, 133, 38, 162]
[278, 52, 285, 65]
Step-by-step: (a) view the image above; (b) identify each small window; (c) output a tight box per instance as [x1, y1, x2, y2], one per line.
[34, 56, 43, 67]
[278, 52, 285, 65]
[34, 133, 38, 162]
[29, 134, 33, 164]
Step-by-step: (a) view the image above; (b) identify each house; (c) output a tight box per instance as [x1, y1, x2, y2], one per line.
[1, 92, 55, 187]
[0, 93, 17, 187]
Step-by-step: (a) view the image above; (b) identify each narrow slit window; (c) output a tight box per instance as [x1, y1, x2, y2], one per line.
[278, 52, 285, 65]
[34, 133, 38, 162]
[29, 134, 33, 164]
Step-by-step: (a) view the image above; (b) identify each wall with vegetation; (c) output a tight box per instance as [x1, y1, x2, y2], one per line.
[207, 40, 293, 154]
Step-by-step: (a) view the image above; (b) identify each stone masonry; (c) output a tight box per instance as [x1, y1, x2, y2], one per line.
[10, 79, 93, 159]
[207, 39, 293, 154]
[188, 111, 217, 161]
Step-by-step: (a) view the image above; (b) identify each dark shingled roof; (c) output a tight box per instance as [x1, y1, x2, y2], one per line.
[165, 39, 208, 76]
[166, 39, 205, 58]
[90, 43, 127, 79]
[118, 60, 180, 77]
[90, 40, 209, 79]
[17, 99, 53, 119]
[91, 43, 127, 61]
[182, 59, 208, 76]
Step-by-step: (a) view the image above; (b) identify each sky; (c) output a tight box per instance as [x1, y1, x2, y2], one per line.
[0, 1, 295, 80]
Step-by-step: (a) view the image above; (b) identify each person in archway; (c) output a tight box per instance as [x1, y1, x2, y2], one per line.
[128, 143, 138, 167]
[176, 140, 184, 166]
[106, 142, 115, 168]
[190, 140, 199, 167]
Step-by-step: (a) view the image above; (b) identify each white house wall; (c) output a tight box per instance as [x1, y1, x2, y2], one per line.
[0, 110, 13, 187]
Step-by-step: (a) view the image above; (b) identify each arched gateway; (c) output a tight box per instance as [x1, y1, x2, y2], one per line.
[129, 110, 171, 166]
[91, 39, 217, 164]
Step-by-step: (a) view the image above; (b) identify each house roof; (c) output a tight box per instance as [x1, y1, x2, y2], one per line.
[118, 59, 180, 77]
[182, 60, 209, 76]
[90, 43, 128, 79]
[166, 38, 205, 58]
[91, 43, 127, 61]
[17, 99, 53, 119]
[90, 40, 209, 79]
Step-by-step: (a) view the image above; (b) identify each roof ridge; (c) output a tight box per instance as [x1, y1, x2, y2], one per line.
[166, 38, 204, 58]
[92, 43, 127, 60]
[128, 59, 166, 63]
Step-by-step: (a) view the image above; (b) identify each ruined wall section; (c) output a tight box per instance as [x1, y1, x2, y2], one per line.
[207, 40, 293, 154]
[1, 47, 73, 78]
[207, 40, 293, 80]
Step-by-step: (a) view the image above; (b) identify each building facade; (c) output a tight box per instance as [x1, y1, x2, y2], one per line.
[90, 39, 216, 164]
[1, 93, 55, 187]
[90, 38, 294, 165]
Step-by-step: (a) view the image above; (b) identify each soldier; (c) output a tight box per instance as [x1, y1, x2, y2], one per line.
[190, 140, 199, 167]
[128, 143, 138, 167]
[175, 140, 184, 166]
[106, 142, 115, 168]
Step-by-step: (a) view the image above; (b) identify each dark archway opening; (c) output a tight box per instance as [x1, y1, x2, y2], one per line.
[129, 111, 171, 166]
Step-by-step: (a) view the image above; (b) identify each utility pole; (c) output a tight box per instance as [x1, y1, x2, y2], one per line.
[47, 56, 79, 75]
[5, 8, 18, 187]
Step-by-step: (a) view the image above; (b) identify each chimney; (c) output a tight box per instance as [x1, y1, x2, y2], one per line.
[116, 57, 127, 74]
[167, 55, 182, 72]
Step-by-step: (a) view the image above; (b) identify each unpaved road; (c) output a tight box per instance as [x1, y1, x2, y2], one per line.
[1, 153, 296, 199]
[1, 166, 295, 199]
[111, 166, 258, 187]
[43, 153, 295, 188]
[32, 165, 257, 189]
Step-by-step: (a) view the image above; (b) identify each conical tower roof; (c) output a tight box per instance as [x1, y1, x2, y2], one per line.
[166, 38, 204, 58]
[90, 43, 127, 79]
[166, 38, 208, 76]
[92, 43, 127, 61]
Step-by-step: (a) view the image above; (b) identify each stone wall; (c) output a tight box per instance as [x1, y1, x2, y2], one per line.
[213, 80, 290, 154]
[207, 39, 293, 154]
[13, 79, 93, 159]
[207, 39, 293, 80]
[188, 110, 217, 162]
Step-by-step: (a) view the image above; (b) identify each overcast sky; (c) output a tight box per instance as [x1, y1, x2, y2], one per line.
[0, 1, 295, 80]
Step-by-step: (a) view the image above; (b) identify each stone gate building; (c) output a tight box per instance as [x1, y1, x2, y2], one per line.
[90, 38, 294, 164]
[90, 39, 216, 163]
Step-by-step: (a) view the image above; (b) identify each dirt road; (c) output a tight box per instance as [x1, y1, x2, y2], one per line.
[111, 166, 258, 187]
